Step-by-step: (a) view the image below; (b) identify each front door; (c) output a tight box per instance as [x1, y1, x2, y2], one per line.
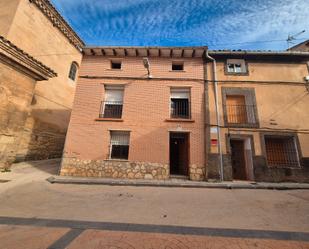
[170, 133, 189, 176]
[230, 139, 247, 180]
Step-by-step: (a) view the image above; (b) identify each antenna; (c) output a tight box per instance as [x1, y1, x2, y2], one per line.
[287, 30, 305, 49]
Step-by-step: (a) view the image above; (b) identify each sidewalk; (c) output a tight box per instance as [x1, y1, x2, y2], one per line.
[47, 175, 309, 190]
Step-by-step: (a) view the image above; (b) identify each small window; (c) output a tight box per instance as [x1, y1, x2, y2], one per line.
[226, 59, 247, 74]
[111, 61, 122, 69]
[172, 61, 184, 71]
[110, 131, 130, 160]
[68, 62, 78, 81]
[170, 88, 190, 119]
[265, 136, 299, 168]
[100, 86, 124, 118]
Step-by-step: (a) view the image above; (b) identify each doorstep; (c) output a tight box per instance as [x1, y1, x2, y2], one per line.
[47, 176, 309, 190]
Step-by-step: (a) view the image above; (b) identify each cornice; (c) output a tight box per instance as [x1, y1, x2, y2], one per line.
[0, 36, 57, 81]
[29, 0, 85, 51]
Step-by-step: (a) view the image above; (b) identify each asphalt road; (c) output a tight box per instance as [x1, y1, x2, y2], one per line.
[0, 159, 308, 249]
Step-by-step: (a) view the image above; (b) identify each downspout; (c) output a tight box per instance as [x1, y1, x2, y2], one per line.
[205, 51, 224, 181]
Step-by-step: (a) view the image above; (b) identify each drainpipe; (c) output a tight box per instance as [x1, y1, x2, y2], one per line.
[205, 51, 224, 181]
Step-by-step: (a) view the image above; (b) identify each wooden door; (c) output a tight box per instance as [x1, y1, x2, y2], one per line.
[230, 139, 247, 180]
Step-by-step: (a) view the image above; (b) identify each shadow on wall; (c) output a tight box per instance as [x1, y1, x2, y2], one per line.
[15, 108, 71, 163]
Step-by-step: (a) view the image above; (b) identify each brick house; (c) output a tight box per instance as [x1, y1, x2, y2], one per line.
[60, 47, 207, 180]
[60, 47, 309, 183]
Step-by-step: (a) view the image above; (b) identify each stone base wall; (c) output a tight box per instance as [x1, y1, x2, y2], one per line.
[253, 156, 309, 183]
[207, 153, 309, 183]
[60, 157, 205, 181]
[60, 157, 170, 180]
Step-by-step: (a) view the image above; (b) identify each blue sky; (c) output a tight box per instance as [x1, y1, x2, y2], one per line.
[51, 0, 309, 50]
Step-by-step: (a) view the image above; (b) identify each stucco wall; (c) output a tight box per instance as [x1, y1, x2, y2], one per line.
[206, 60, 309, 182]
[3, 0, 82, 160]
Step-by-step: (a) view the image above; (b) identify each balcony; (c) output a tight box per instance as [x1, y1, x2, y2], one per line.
[100, 101, 123, 119]
[170, 99, 191, 119]
[225, 104, 256, 124]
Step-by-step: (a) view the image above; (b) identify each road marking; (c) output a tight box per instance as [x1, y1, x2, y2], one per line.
[0, 216, 308, 242]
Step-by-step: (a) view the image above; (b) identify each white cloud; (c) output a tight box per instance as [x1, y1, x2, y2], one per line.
[51, 0, 309, 49]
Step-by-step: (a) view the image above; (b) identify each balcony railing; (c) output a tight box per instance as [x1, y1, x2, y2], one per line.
[171, 100, 191, 119]
[100, 101, 123, 118]
[225, 104, 256, 124]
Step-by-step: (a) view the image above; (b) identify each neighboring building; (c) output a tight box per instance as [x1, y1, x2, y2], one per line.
[206, 50, 309, 183]
[289, 40, 309, 52]
[0, 36, 56, 168]
[0, 0, 84, 163]
[60, 48, 309, 183]
[60, 47, 207, 181]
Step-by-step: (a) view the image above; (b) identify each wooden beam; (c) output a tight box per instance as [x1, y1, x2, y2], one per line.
[158, 49, 161, 57]
[124, 48, 128, 56]
[112, 49, 117, 56]
[181, 49, 184, 58]
[101, 49, 106, 56]
[90, 49, 95, 55]
[170, 49, 173, 57]
[146, 49, 149, 57]
[192, 49, 196, 57]
[135, 49, 139, 57]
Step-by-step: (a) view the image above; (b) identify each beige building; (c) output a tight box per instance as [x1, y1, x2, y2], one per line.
[0, 0, 84, 165]
[0, 36, 56, 168]
[206, 50, 309, 182]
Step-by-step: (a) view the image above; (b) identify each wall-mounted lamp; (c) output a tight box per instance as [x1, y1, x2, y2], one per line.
[143, 57, 152, 78]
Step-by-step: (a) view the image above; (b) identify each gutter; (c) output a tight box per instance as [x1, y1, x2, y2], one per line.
[205, 51, 224, 181]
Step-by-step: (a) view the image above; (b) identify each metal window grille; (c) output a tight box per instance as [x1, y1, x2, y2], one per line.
[226, 104, 256, 124]
[265, 136, 299, 168]
[170, 99, 190, 119]
[110, 131, 130, 160]
[100, 101, 123, 118]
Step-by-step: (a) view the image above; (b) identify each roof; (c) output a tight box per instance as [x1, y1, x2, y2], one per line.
[30, 0, 85, 51]
[83, 46, 208, 58]
[288, 40, 309, 52]
[207, 50, 309, 61]
[0, 36, 57, 81]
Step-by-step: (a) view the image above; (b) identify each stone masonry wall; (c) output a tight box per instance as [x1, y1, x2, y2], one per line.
[61, 158, 205, 181]
[60, 157, 169, 180]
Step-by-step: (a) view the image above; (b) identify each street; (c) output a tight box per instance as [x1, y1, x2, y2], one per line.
[0, 159, 308, 248]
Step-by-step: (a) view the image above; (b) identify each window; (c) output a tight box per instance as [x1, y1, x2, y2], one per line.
[226, 59, 247, 74]
[110, 131, 130, 160]
[172, 61, 184, 71]
[222, 88, 258, 127]
[111, 61, 122, 69]
[100, 86, 124, 118]
[68, 62, 78, 81]
[170, 88, 190, 119]
[265, 136, 299, 168]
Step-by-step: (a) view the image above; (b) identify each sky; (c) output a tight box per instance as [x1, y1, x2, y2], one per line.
[51, 0, 309, 50]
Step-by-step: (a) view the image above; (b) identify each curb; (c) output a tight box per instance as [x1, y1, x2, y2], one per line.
[46, 176, 309, 190]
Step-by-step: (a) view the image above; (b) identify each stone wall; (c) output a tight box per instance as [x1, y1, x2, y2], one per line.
[60, 157, 205, 181]
[60, 157, 169, 180]
[0, 62, 36, 169]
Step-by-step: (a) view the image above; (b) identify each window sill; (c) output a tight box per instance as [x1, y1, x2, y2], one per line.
[225, 72, 249, 76]
[169, 70, 186, 72]
[95, 118, 124, 122]
[106, 69, 123, 71]
[165, 118, 195, 123]
[104, 159, 129, 162]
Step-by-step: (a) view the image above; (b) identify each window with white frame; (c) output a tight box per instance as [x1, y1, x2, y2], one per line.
[100, 86, 124, 118]
[110, 131, 130, 160]
[226, 59, 247, 74]
[170, 88, 190, 119]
